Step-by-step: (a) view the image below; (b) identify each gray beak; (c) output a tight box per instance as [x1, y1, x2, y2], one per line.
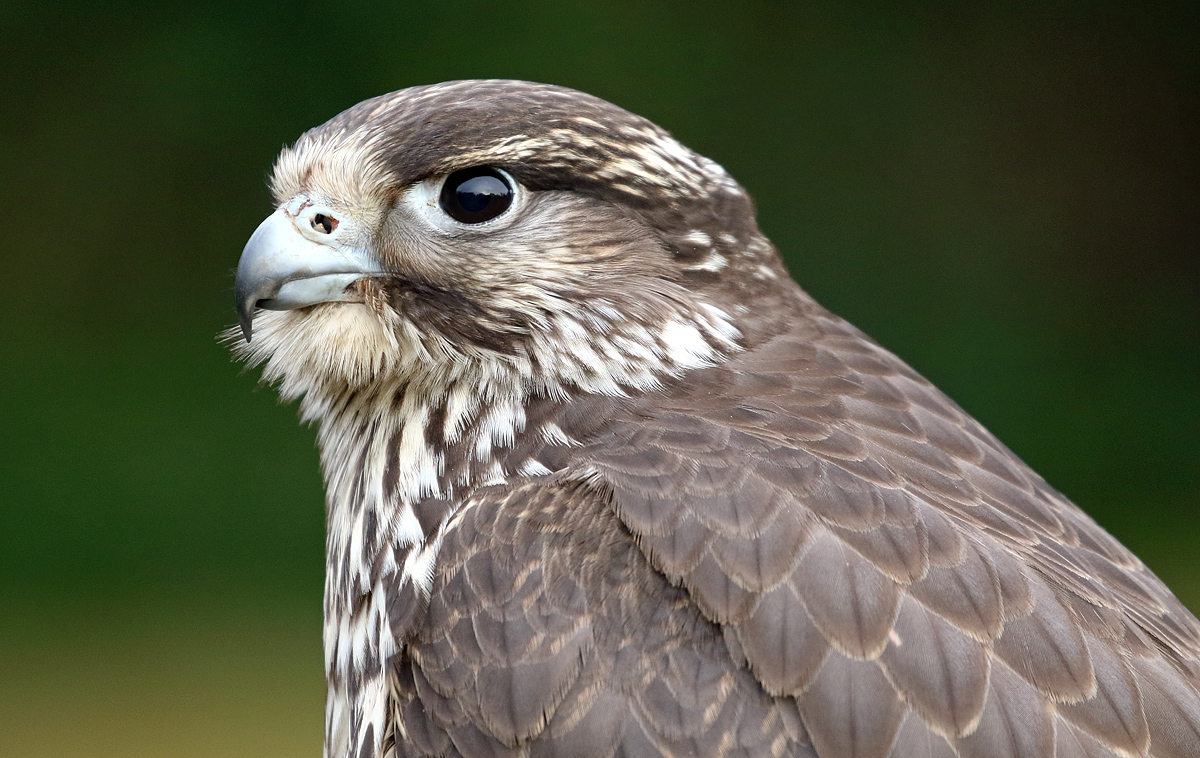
[234, 202, 382, 342]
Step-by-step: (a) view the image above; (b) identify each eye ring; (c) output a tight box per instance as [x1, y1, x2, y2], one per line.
[438, 167, 515, 224]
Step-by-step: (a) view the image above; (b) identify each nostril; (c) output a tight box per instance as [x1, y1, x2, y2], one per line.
[312, 213, 338, 234]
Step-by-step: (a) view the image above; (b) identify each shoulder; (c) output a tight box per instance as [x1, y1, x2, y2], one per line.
[568, 312, 1200, 756]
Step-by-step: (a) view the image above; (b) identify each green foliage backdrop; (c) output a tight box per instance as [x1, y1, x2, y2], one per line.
[2, 2, 1196, 755]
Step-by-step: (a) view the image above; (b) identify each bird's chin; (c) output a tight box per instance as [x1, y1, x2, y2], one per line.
[230, 302, 407, 396]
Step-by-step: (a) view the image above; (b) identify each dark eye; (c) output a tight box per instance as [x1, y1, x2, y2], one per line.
[438, 167, 514, 224]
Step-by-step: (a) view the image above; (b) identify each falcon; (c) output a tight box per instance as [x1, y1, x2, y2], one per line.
[230, 80, 1200, 758]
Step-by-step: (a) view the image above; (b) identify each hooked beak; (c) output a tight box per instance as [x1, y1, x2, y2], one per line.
[234, 198, 383, 342]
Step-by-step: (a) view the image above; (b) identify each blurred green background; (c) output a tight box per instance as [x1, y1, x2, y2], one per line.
[2, 2, 1197, 755]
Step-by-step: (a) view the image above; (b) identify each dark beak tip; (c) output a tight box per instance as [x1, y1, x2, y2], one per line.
[237, 300, 255, 343]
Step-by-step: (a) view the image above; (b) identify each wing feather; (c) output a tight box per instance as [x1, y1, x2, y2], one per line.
[796, 653, 906, 758]
[878, 595, 991, 737]
[394, 481, 816, 756]
[583, 313, 1200, 758]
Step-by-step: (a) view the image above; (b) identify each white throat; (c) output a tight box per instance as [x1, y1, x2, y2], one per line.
[229, 296, 741, 758]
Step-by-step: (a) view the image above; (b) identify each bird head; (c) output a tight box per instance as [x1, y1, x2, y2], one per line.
[230, 80, 794, 401]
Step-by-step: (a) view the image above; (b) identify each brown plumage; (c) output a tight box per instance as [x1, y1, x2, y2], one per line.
[230, 80, 1200, 758]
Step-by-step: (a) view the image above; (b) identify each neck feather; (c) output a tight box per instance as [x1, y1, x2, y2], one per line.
[228, 295, 740, 690]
